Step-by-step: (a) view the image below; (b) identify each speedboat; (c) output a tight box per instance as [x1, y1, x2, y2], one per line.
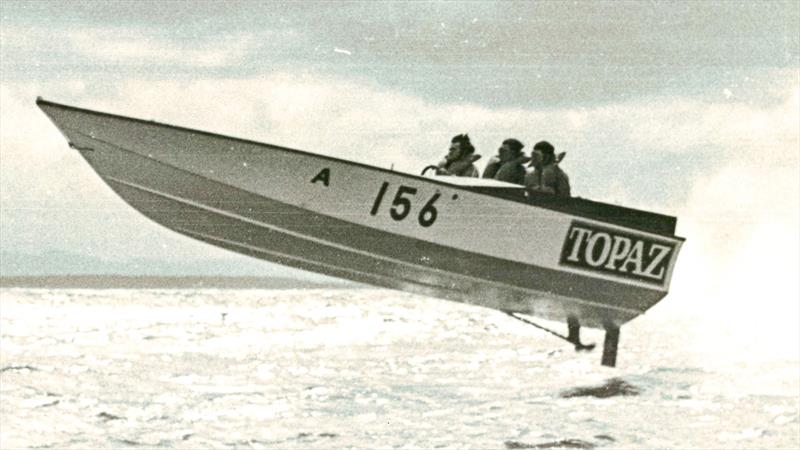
[37, 98, 684, 366]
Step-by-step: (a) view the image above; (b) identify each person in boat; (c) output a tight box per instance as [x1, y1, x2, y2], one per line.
[434, 134, 481, 177]
[482, 138, 529, 185]
[524, 140, 571, 197]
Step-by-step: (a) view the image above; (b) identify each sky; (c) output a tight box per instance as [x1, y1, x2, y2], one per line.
[1, 1, 799, 338]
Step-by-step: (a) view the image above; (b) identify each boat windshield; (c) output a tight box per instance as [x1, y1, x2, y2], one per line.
[426, 175, 525, 189]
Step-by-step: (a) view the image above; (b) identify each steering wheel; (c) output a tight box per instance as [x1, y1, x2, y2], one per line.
[421, 165, 440, 176]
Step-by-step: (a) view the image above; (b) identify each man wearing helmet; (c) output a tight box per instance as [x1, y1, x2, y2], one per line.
[482, 138, 529, 185]
[525, 140, 571, 197]
[434, 134, 481, 177]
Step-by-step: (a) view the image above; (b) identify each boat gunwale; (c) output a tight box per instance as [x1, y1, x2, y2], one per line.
[36, 97, 685, 241]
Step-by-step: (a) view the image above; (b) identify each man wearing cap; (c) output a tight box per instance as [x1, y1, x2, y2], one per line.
[525, 140, 571, 197]
[434, 134, 481, 177]
[482, 138, 529, 185]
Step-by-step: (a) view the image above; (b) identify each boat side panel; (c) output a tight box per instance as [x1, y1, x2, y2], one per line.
[39, 103, 682, 293]
[102, 171, 638, 328]
[77, 143, 665, 318]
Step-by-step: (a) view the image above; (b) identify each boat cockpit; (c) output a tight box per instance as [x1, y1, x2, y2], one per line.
[426, 175, 677, 237]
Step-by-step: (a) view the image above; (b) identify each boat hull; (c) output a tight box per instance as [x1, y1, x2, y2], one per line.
[37, 98, 684, 329]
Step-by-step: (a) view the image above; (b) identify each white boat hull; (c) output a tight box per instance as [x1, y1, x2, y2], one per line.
[37, 98, 684, 330]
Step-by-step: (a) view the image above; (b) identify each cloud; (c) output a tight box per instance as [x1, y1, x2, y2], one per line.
[4, 2, 797, 110]
[66, 30, 257, 68]
[0, 25, 260, 73]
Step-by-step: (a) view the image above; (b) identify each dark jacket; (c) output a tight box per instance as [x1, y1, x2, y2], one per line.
[483, 155, 530, 185]
[525, 163, 571, 197]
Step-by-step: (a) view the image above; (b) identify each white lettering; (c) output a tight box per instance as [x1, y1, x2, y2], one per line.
[585, 232, 611, 267]
[642, 244, 672, 279]
[605, 236, 632, 271]
[566, 227, 593, 262]
[622, 241, 645, 274]
[563, 222, 675, 284]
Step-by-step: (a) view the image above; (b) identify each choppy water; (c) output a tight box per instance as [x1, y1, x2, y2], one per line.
[1, 288, 798, 449]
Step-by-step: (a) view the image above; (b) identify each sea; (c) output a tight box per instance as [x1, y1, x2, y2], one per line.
[1, 287, 798, 449]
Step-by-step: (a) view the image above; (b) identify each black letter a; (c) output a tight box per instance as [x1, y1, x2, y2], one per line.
[310, 168, 330, 186]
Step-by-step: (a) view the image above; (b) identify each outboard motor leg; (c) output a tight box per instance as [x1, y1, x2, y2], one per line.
[601, 327, 621, 367]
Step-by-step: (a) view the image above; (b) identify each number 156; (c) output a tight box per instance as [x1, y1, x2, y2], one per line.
[369, 182, 440, 227]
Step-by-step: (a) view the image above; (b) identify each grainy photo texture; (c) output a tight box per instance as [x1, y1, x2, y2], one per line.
[1, 1, 798, 449]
